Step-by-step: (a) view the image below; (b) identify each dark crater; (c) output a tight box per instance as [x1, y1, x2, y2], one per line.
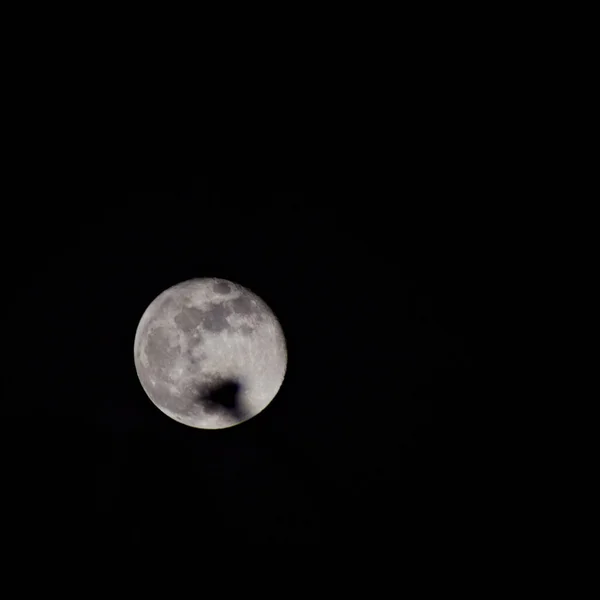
[174, 307, 205, 332]
[229, 295, 256, 316]
[146, 327, 177, 363]
[201, 303, 231, 332]
[213, 281, 232, 295]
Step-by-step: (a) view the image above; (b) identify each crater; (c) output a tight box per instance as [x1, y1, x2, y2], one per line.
[157, 296, 175, 314]
[213, 281, 232, 295]
[239, 324, 254, 336]
[201, 302, 231, 332]
[174, 307, 205, 332]
[230, 295, 256, 316]
[145, 327, 178, 366]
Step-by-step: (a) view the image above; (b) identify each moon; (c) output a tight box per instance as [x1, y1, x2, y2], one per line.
[133, 278, 287, 429]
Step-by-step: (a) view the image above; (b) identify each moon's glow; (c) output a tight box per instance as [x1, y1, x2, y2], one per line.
[134, 278, 287, 429]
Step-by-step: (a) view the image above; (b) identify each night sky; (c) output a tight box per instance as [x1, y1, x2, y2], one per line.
[7, 182, 480, 546]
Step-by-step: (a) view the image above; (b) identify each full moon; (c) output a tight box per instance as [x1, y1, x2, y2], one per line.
[133, 278, 287, 429]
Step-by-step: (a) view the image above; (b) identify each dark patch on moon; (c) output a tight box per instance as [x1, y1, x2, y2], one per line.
[158, 296, 176, 313]
[146, 327, 177, 365]
[174, 307, 205, 332]
[191, 377, 245, 420]
[213, 281, 232, 295]
[201, 302, 231, 332]
[239, 324, 254, 335]
[230, 295, 256, 316]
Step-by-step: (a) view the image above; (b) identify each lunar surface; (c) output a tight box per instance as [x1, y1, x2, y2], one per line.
[134, 278, 287, 429]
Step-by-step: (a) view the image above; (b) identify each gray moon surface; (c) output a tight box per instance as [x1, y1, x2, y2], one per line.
[133, 278, 287, 429]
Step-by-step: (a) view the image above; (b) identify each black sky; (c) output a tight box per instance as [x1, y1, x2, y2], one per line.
[6, 182, 481, 546]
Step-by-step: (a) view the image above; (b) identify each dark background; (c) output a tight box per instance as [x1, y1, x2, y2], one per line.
[6, 179, 482, 546]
